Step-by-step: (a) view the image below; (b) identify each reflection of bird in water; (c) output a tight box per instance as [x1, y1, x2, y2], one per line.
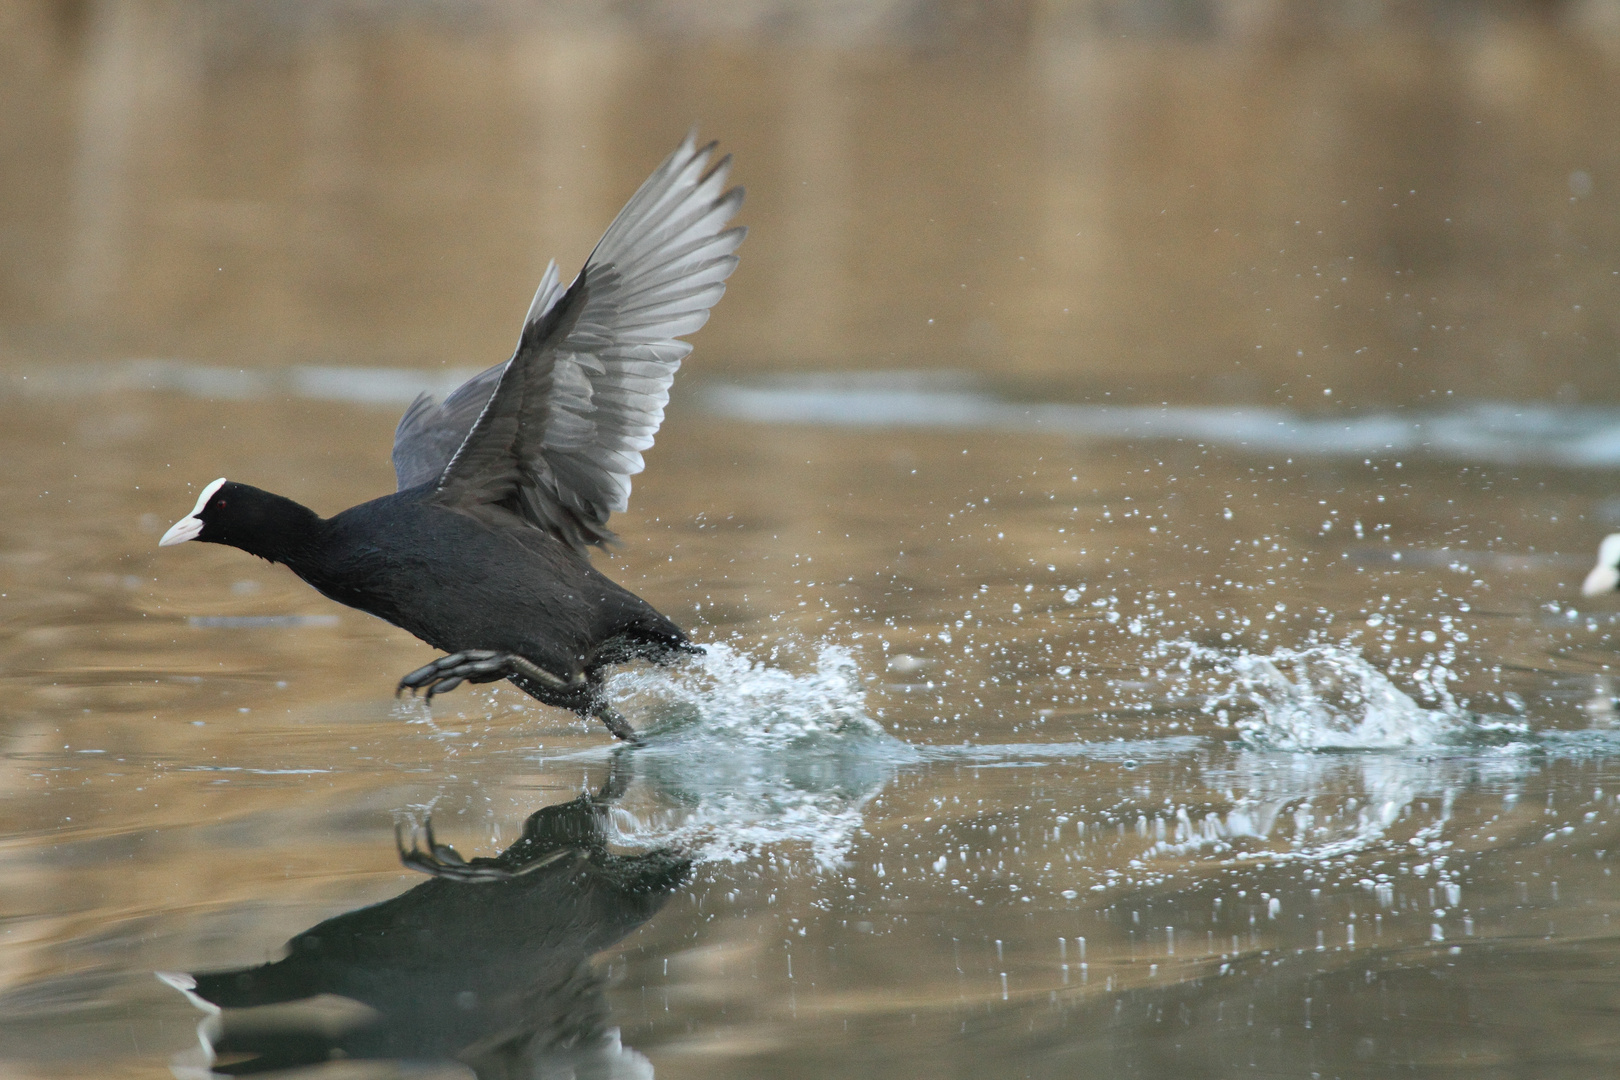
[157, 133, 745, 741]
[1583, 534, 1620, 597]
[163, 768, 687, 1079]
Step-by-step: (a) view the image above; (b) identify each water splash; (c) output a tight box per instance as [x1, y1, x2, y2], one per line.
[607, 641, 889, 748]
[590, 642, 915, 869]
[1196, 642, 1469, 751]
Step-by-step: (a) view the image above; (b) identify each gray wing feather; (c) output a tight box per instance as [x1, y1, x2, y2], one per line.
[390, 260, 563, 490]
[414, 133, 745, 550]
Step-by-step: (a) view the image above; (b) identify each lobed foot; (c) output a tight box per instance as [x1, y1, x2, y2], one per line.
[396, 650, 578, 702]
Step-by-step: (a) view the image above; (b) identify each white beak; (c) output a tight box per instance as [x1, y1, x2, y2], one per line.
[159, 515, 203, 546]
[159, 478, 227, 547]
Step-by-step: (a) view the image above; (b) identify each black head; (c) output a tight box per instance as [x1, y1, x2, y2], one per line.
[160, 478, 321, 565]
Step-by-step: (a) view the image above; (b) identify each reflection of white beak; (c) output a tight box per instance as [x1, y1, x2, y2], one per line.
[159, 477, 228, 548]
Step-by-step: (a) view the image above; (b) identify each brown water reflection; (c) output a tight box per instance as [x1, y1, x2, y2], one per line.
[7, 1, 1620, 404]
[6, 2, 1620, 1078]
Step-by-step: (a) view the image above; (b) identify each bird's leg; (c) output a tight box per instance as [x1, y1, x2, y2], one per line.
[402, 653, 641, 744]
[396, 818, 575, 882]
[396, 818, 479, 878]
[593, 701, 643, 745]
[600, 747, 634, 799]
[396, 650, 578, 702]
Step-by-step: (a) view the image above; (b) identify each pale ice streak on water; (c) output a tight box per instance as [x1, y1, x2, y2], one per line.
[578, 643, 915, 868]
[701, 373, 1620, 467]
[0, 358, 480, 405]
[17, 362, 1620, 467]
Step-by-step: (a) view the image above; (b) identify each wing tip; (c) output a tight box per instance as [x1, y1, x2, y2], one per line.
[459, 128, 741, 545]
[522, 259, 562, 327]
[701, 150, 733, 186]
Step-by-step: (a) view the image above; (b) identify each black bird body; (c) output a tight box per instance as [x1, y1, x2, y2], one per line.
[160, 135, 744, 738]
[287, 486, 686, 684]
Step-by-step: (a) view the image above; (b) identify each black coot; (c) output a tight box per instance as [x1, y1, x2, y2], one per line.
[159, 134, 745, 741]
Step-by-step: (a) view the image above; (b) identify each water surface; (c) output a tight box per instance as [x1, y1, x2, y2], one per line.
[5, 3, 1620, 1077]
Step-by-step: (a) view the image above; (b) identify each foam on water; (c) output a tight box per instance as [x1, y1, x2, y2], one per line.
[580, 636, 1482, 872]
[583, 643, 915, 869]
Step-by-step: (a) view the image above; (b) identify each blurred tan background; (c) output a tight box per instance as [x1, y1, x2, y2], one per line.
[6, 10, 1620, 1077]
[3, 0, 1619, 411]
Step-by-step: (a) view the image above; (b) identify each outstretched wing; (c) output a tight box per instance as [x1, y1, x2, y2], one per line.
[390, 133, 744, 551]
[390, 259, 565, 492]
[391, 361, 501, 492]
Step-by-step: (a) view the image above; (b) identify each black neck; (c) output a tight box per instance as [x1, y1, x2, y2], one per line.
[204, 483, 327, 570]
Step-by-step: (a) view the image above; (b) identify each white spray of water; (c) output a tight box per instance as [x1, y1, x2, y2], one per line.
[1126, 640, 1534, 870]
[593, 642, 913, 869]
[1160, 640, 1474, 751]
[608, 641, 888, 747]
